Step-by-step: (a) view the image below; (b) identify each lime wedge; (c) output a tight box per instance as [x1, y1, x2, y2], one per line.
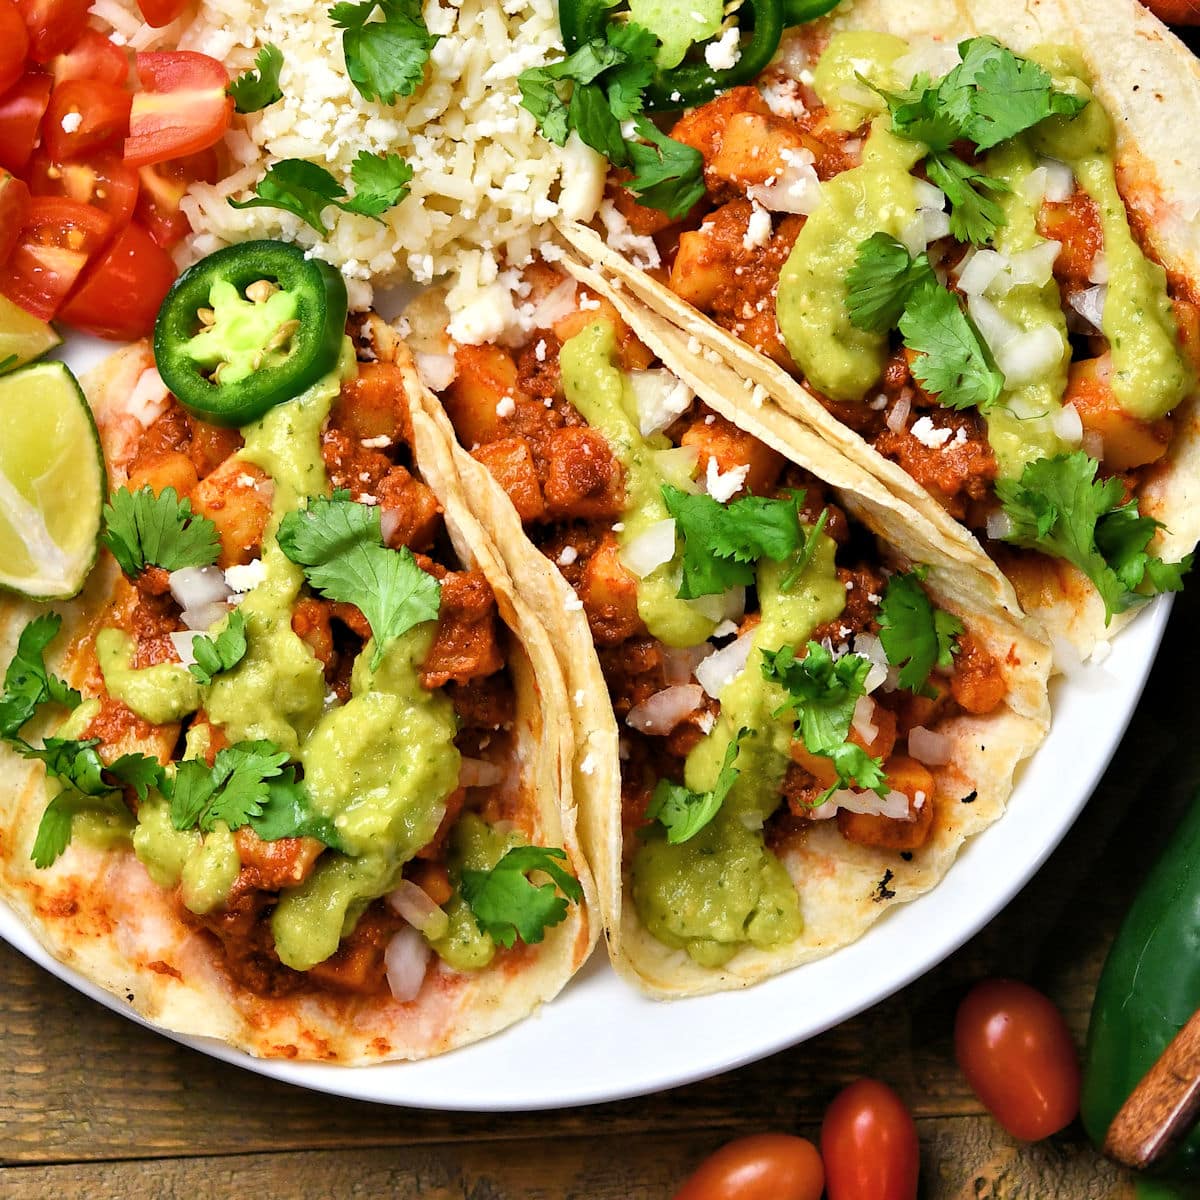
[0, 295, 62, 373]
[0, 361, 106, 599]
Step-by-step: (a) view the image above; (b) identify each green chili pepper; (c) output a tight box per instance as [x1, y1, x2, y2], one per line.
[1081, 789, 1200, 1182]
[153, 240, 348, 428]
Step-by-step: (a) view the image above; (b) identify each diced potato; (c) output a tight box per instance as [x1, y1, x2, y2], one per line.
[420, 571, 504, 688]
[190, 458, 273, 567]
[186, 419, 243, 481]
[670, 226, 729, 311]
[376, 464, 442, 550]
[1038, 192, 1102, 287]
[708, 112, 820, 188]
[126, 449, 198, 500]
[233, 827, 324, 890]
[305, 908, 395, 994]
[949, 634, 1007, 716]
[291, 597, 334, 667]
[680, 410, 784, 494]
[541, 427, 626, 520]
[670, 86, 770, 165]
[788, 742, 837, 789]
[1173, 297, 1200, 378]
[896, 676, 951, 735]
[1067, 355, 1171, 471]
[553, 293, 655, 371]
[329, 361, 412, 447]
[848, 702, 898, 762]
[837, 755, 936, 851]
[407, 860, 453, 907]
[578, 535, 642, 646]
[472, 437, 545, 522]
[442, 344, 525, 447]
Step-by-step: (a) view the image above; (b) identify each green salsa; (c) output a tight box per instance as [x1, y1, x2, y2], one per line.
[96, 628, 201, 725]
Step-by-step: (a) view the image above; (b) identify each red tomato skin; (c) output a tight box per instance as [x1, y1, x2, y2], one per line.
[954, 979, 1081, 1142]
[15, 0, 91, 64]
[0, 0, 30, 95]
[0, 72, 52, 175]
[124, 51, 232, 168]
[134, 0, 189, 27]
[0, 194, 111, 319]
[822, 1079, 920, 1200]
[0, 169, 31, 266]
[42, 80, 132, 162]
[26, 152, 140, 229]
[672, 1134, 824, 1200]
[135, 146, 218, 248]
[52, 29, 129, 88]
[59, 219, 176, 339]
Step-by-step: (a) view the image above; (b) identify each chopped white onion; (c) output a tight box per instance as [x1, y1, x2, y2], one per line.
[629, 369, 694, 437]
[1040, 157, 1075, 203]
[747, 150, 823, 215]
[387, 880, 451, 940]
[414, 351, 457, 392]
[126, 368, 170, 428]
[892, 37, 960, 82]
[626, 684, 705, 735]
[854, 633, 890, 694]
[168, 630, 201, 667]
[531, 277, 578, 329]
[380, 508, 403, 545]
[851, 695, 878, 745]
[885, 392, 911, 434]
[920, 208, 951, 244]
[1069, 285, 1107, 333]
[967, 293, 1020, 357]
[912, 179, 947, 211]
[985, 509, 1014, 540]
[688, 585, 746, 624]
[899, 215, 927, 257]
[1082, 430, 1105, 460]
[169, 565, 230, 613]
[739, 810, 765, 830]
[384, 925, 431, 1002]
[994, 325, 1065, 387]
[826, 788, 914, 820]
[622, 518, 677, 579]
[1052, 402, 1084, 446]
[181, 601, 229, 632]
[696, 631, 754, 699]
[1089, 253, 1109, 285]
[459, 757, 505, 788]
[957, 249, 1007, 297]
[1004, 241, 1061, 290]
[1021, 166, 1048, 207]
[652, 445, 700, 489]
[909, 725, 953, 766]
[662, 644, 710, 685]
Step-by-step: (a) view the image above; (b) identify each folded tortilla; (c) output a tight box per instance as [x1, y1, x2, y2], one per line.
[558, 0, 1200, 661]
[0, 335, 599, 1061]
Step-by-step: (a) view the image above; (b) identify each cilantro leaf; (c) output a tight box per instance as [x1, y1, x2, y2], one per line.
[31, 790, 130, 870]
[0, 613, 80, 741]
[248, 768, 344, 849]
[101, 486, 220, 579]
[846, 233, 936, 334]
[341, 150, 413, 218]
[899, 279, 1004, 412]
[645, 731, 745, 844]
[877, 569, 962, 694]
[924, 150, 1008, 246]
[188, 610, 248, 686]
[228, 43, 284, 113]
[229, 159, 347, 235]
[662, 486, 806, 599]
[779, 507, 829, 592]
[330, 0, 437, 105]
[763, 642, 887, 800]
[106, 753, 167, 801]
[569, 82, 628, 165]
[626, 117, 705, 220]
[167, 740, 290, 833]
[605, 21, 658, 120]
[277, 494, 441, 668]
[19, 737, 110, 796]
[997, 451, 1192, 621]
[461, 845, 583, 948]
[870, 73, 960, 151]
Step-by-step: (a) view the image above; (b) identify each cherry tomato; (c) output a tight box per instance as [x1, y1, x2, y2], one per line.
[42, 79, 132, 162]
[0, 72, 52, 175]
[26, 152, 140, 228]
[1139, 0, 1200, 23]
[59, 219, 176, 339]
[134, 0, 189, 27]
[135, 145, 219, 248]
[0, 170, 31, 267]
[822, 1079, 919, 1200]
[0, 0, 30, 95]
[673, 1134, 824, 1200]
[124, 52, 232, 168]
[52, 29, 129, 88]
[14, 0, 91, 64]
[954, 978, 1080, 1142]
[0, 195, 112, 319]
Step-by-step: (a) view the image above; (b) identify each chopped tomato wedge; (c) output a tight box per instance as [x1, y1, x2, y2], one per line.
[124, 52, 232, 168]
[42, 79, 132, 162]
[14, 0, 91, 64]
[0, 0, 30, 95]
[0, 72, 52, 175]
[135, 145, 218, 248]
[26, 152, 140, 229]
[52, 29, 129, 88]
[0, 195, 112, 319]
[0, 170, 31, 267]
[59, 219, 176, 339]
[134, 0, 189, 28]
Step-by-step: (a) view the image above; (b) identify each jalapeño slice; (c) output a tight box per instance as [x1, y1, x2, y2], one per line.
[153, 240, 348, 427]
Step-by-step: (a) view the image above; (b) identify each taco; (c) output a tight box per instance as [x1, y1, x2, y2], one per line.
[558, 0, 1200, 661]
[0, 301, 597, 1061]
[396, 255, 1049, 995]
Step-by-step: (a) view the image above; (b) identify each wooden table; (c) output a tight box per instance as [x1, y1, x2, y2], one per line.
[0, 582, 1193, 1200]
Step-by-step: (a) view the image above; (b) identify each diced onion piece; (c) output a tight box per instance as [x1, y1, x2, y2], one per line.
[626, 684, 705, 735]
[892, 37, 960, 82]
[899, 215, 927, 257]
[688, 586, 746, 624]
[459, 757, 504, 788]
[1040, 157, 1075, 203]
[747, 151, 823, 215]
[1052, 402, 1084, 446]
[663, 644, 710, 685]
[851, 695, 878, 744]
[181, 601, 229, 632]
[652, 445, 700, 490]
[1089, 253, 1109, 285]
[908, 724, 953, 766]
[531, 277, 577, 328]
[854, 633, 889, 694]
[1068, 285, 1107, 333]
[957, 249, 1007, 297]
[629, 369, 693, 437]
[1082, 430, 1105, 460]
[384, 925, 432, 1002]
[912, 178, 947, 210]
[387, 880, 451, 940]
[885, 392, 911, 434]
[921, 208, 951, 244]
[127, 368, 170, 428]
[415, 351, 457, 392]
[994, 325, 1064, 387]
[1021, 165, 1048, 207]
[623, 518, 677, 579]
[827, 788, 914, 820]
[985, 509, 1013, 540]
[1004, 241, 1060, 289]
[168, 630, 201, 667]
[966, 293, 1020, 356]
[169, 565, 230, 613]
[696, 631, 754, 699]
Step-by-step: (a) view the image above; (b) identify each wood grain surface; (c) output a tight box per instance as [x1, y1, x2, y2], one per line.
[0, 589, 1195, 1198]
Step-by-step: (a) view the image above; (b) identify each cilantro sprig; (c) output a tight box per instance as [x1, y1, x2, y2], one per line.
[187, 610, 248, 686]
[461, 845, 583, 948]
[228, 44, 284, 113]
[0, 613, 80, 741]
[877, 569, 962, 695]
[329, 0, 437, 105]
[518, 23, 703, 219]
[645, 731, 746, 843]
[101, 487, 220, 579]
[230, 152, 414, 235]
[996, 451, 1191, 622]
[277, 492, 441, 667]
[763, 642, 887, 802]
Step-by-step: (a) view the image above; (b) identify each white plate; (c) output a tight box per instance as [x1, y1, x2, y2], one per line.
[0, 339, 1170, 1110]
